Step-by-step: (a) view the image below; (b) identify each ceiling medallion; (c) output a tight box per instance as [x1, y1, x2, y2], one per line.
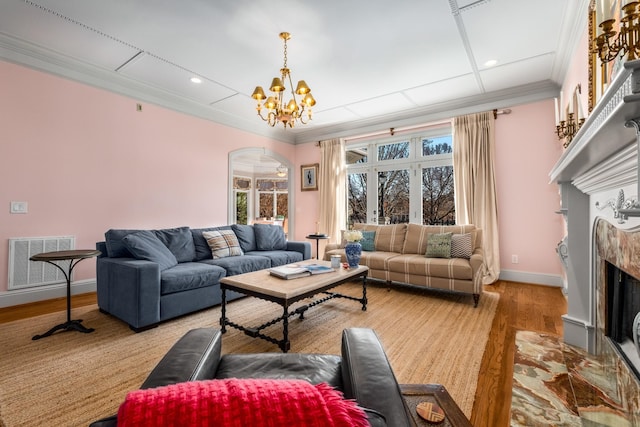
[251, 32, 316, 129]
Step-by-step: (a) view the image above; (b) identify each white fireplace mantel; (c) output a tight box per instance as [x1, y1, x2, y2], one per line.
[550, 59, 640, 351]
[550, 59, 640, 184]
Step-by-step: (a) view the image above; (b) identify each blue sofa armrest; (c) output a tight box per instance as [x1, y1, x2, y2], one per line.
[341, 328, 411, 427]
[96, 257, 162, 330]
[286, 241, 312, 260]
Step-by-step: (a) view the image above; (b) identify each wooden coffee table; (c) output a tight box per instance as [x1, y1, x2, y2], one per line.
[220, 260, 368, 352]
[400, 384, 472, 427]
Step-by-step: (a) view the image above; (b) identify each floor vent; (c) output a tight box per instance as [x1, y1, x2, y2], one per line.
[8, 236, 75, 290]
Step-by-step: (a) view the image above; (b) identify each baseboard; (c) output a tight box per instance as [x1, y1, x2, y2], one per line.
[498, 270, 563, 287]
[0, 279, 96, 308]
[562, 314, 596, 352]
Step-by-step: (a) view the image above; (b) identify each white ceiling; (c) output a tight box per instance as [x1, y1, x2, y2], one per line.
[0, 0, 587, 144]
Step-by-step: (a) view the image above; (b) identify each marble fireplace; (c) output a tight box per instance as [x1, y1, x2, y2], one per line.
[550, 60, 640, 422]
[594, 219, 640, 421]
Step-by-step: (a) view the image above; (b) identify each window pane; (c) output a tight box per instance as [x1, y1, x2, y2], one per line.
[235, 192, 248, 225]
[259, 193, 274, 218]
[422, 165, 455, 225]
[378, 141, 409, 161]
[378, 169, 409, 224]
[346, 146, 368, 164]
[233, 177, 251, 189]
[422, 135, 452, 156]
[348, 172, 367, 225]
[275, 180, 288, 190]
[276, 193, 288, 217]
[257, 179, 275, 191]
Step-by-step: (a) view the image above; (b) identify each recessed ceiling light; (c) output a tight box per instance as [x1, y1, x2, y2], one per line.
[484, 59, 498, 67]
[190, 77, 202, 84]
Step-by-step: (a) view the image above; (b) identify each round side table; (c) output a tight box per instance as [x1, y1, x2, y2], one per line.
[30, 249, 101, 340]
[306, 234, 330, 259]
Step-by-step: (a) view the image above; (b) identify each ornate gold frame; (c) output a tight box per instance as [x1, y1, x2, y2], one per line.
[589, 0, 624, 112]
[589, 0, 596, 113]
[300, 163, 318, 191]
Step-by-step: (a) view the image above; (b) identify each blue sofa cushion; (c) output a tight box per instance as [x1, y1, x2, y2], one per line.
[154, 227, 196, 263]
[253, 224, 287, 251]
[231, 224, 257, 253]
[201, 255, 271, 276]
[191, 226, 232, 261]
[246, 250, 303, 267]
[104, 229, 142, 258]
[122, 231, 178, 271]
[160, 263, 226, 295]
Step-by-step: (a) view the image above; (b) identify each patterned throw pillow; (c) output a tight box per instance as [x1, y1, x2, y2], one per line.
[360, 231, 376, 251]
[202, 230, 243, 259]
[451, 233, 473, 259]
[425, 232, 452, 258]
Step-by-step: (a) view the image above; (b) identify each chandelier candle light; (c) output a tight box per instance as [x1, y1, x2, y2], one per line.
[251, 32, 316, 129]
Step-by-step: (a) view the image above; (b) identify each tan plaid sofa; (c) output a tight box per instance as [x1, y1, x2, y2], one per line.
[324, 223, 484, 306]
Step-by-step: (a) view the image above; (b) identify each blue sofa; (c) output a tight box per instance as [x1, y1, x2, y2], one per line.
[96, 224, 311, 331]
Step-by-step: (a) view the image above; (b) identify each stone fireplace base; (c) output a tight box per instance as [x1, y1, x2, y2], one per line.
[594, 218, 640, 422]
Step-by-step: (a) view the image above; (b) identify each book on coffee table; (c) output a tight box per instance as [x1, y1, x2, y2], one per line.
[269, 263, 335, 279]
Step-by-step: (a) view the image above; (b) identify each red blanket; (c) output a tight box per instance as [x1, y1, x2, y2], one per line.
[118, 378, 370, 427]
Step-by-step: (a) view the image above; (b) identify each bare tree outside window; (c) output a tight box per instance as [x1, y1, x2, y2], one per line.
[422, 137, 455, 225]
[377, 142, 410, 224]
[348, 172, 367, 225]
[346, 130, 454, 227]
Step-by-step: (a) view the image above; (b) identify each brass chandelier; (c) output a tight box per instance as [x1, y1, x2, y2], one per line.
[251, 32, 316, 128]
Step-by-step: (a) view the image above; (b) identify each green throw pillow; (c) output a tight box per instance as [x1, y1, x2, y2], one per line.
[360, 231, 376, 251]
[425, 232, 452, 258]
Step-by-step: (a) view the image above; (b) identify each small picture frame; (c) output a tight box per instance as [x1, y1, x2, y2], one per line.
[301, 163, 319, 191]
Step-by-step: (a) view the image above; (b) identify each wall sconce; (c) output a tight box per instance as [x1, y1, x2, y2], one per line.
[555, 84, 586, 148]
[593, 2, 640, 64]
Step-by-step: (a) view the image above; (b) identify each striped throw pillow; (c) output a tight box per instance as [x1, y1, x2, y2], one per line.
[202, 230, 243, 259]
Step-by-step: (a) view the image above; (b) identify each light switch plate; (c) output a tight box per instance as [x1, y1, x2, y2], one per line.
[10, 201, 28, 214]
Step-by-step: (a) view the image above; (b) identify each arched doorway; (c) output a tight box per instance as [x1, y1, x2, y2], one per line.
[228, 148, 294, 236]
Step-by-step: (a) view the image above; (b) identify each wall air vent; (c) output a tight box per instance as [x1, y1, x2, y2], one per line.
[8, 236, 75, 290]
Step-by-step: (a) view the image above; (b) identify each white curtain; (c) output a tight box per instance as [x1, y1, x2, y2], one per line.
[453, 111, 500, 284]
[318, 139, 346, 249]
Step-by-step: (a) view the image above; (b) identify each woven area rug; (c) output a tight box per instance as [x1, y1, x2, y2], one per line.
[0, 283, 498, 427]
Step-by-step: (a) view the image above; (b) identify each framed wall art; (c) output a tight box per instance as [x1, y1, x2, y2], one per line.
[301, 163, 318, 191]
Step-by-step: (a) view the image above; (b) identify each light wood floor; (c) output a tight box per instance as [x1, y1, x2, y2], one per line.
[0, 280, 566, 427]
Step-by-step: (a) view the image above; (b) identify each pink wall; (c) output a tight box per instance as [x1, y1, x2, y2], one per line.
[293, 142, 322, 256]
[495, 100, 565, 277]
[0, 61, 296, 291]
[1, 55, 570, 300]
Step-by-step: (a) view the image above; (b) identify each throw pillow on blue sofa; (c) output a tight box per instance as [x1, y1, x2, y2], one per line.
[122, 230, 178, 270]
[253, 224, 287, 251]
[154, 226, 196, 263]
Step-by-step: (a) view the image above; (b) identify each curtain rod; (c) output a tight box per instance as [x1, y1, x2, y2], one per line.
[318, 108, 512, 145]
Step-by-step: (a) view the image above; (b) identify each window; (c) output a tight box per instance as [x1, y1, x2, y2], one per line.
[256, 178, 288, 219]
[233, 177, 251, 225]
[346, 126, 454, 226]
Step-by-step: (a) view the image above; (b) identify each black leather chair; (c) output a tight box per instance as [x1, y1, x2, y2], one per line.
[89, 328, 412, 427]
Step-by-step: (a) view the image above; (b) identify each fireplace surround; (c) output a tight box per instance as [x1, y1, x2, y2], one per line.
[550, 60, 640, 424]
[594, 219, 640, 420]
